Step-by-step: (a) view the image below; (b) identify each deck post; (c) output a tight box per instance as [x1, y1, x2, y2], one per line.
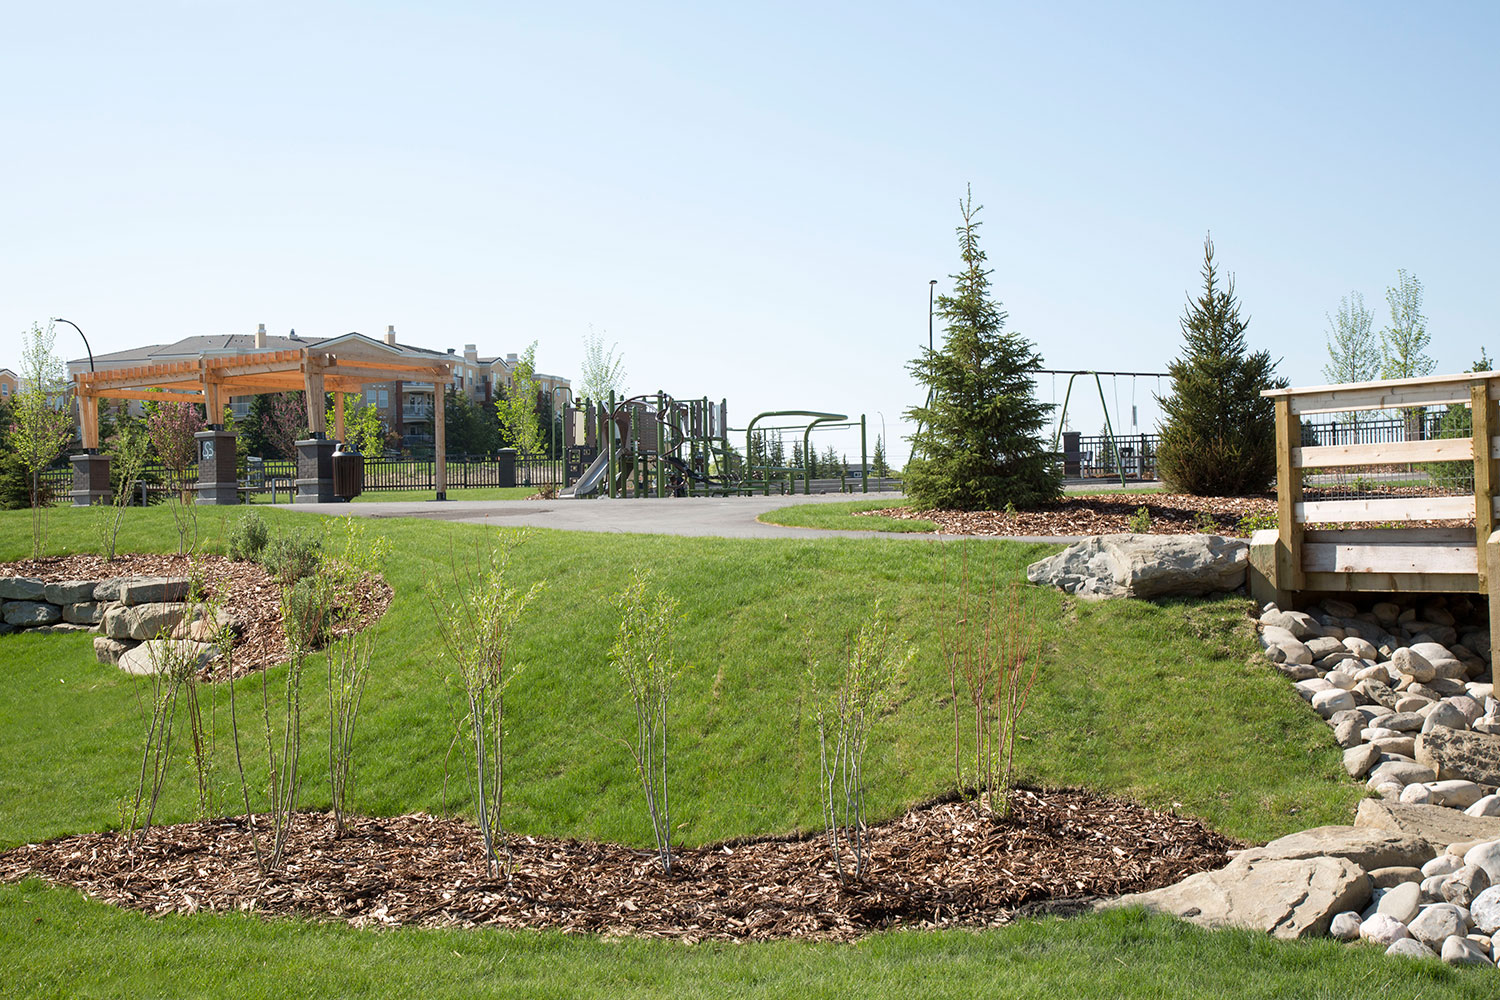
[1274, 397, 1304, 599]
[1473, 382, 1496, 594]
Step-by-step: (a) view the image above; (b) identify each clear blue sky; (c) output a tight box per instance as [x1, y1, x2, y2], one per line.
[4, 2, 1496, 460]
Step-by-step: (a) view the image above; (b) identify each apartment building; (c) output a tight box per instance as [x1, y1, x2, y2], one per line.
[0, 368, 17, 404]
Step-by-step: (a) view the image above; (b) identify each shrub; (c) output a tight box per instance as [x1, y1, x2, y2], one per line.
[260, 531, 322, 584]
[1128, 506, 1152, 533]
[228, 510, 269, 562]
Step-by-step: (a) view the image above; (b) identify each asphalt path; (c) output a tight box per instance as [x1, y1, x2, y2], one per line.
[269, 491, 1077, 542]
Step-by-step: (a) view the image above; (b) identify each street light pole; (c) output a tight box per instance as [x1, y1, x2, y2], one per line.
[928, 279, 937, 354]
[52, 317, 94, 373]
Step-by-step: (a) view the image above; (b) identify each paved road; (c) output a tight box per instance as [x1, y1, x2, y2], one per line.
[270, 491, 1074, 543]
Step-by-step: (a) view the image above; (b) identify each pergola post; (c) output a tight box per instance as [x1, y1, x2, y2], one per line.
[334, 390, 346, 443]
[435, 381, 447, 501]
[71, 390, 110, 506]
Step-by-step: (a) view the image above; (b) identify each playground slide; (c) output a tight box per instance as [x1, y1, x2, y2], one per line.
[559, 448, 616, 499]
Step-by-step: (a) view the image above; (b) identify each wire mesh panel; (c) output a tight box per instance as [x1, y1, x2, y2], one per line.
[1299, 405, 1475, 512]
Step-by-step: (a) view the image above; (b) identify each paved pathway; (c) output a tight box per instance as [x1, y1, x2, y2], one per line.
[270, 491, 1075, 543]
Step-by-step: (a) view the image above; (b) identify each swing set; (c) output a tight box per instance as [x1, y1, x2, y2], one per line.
[1039, 369, 1169, 486]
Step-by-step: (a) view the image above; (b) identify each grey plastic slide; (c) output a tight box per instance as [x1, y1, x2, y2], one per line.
[559, 449, 615, 498]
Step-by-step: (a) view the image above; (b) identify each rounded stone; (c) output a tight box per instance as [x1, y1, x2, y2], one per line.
[1361, 912, 1411, 945]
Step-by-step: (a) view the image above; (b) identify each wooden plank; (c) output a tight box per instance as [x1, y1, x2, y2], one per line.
[1297, 495, 1475, 523]
[1275, 398, 1303, 591]
[1304, 526, 1475, 545]
[321, 362, 451, 381]
[80, 394, 100, 451]
[1263, 369, 1494, 399]
[1286, 384, 1472, 415]
[303, 364, 326, 437]
[1475, 383, 1496, 592]
[92, 388, 206, 403]
[1302, 571, 1480, 594]
[1293, 437, 1472, 469]
[333, 391, 346, 442]
[1302, 541, 1476, 575]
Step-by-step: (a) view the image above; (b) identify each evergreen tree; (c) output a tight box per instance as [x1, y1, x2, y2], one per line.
[769, 434, 785, 468]
[903, 189, 1060, 511]
[1155, 235, 1286, 496]
[871, 435, 889, 477]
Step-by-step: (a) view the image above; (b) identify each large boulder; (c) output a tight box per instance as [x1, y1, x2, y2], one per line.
[116, 639, 219, 677]
[1417, 728, 1500, 786]
[2, 601, 62, 627]
[1025, 533, 1248, 600]
[1106, 856, 1369, 939]
[1233, 825, 1433, 871]
[1355, 799, 1500, 850]
[117, 577, 191, 606]
[101, 602, 192, 641]
[0, 577, 46, 601]
[43, 580, 99, 605]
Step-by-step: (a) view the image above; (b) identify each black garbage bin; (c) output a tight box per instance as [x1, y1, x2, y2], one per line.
[332, 443, 365, 501]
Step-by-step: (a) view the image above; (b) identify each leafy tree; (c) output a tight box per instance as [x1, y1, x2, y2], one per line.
[578, 326, 627, 405]
[444, 387, 501, 456]
[147, 401, 204, 498]
[246, 391, 306, 459]
[904, 190, 1060, 511]
[1380, 269, 1434, 380]
[495, 343, 546, 456]
[1155, 235, 1287, 496]
[1323, 292, 1379, 384]
[12, 322, 76, 556]
[324, 393, 385, 456]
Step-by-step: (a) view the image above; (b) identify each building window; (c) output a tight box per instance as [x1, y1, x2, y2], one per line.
[364, 388, 389, 409]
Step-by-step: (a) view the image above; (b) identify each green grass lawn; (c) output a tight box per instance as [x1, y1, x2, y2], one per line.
[757, 499, 937, 532]
[0, 503, 1386, 995]
[246, 485, 540, 504]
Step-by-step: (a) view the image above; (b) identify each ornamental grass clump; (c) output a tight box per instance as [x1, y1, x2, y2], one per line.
[431, 532, 544, 880]
[812, 610, 911, 883]
[610, 568, 683, 877]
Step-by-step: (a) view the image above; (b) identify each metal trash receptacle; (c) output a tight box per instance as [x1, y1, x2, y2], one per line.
[332, 443, 365, 500]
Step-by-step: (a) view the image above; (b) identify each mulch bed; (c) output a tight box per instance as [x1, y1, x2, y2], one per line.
[866, 491, 1474, 537]
[868, 494, 1276, 536]
[0, 788, 1234, 942]
[0, 554, 392, 680]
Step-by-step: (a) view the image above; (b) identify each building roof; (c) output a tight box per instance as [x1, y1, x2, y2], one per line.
[71, 332, 327, 368]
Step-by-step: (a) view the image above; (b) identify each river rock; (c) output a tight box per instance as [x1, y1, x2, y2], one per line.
[1441, 934, 1491, 966]
[1442, 865, 1491, 907]
[1025, 533, 1248, 600]
[1376, 880, 1423, 923]
[1346, 744, 1382, 779]
[1471, 885, 1500, 934]
[1313, 689, 1357, 717]
[1387, 937, 1437, 959]
[1329, 911, 1362, 940]
[93, 636, 132, 665]
[1423, 702, 1470, 733]
[1409, 904, 1469, 946]
[1234, 826, 1432, 871]
[1361, 912, 1411, 945]
[1393, 648, 1437, 683]
[1426, 780, 1485, 810]
[1467, 796, 1500, 818]
[1107, 855, 1369, 939]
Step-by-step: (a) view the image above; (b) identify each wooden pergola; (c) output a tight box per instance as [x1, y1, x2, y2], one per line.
[73, 334, 456, 494]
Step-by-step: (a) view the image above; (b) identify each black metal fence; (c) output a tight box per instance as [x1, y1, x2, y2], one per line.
[40, 451, 563, 504]
[1059, 432, 1160, 480]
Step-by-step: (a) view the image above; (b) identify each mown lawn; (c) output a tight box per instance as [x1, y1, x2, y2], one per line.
[0, 502, 1389, 997]
[758, 499, 936, 532]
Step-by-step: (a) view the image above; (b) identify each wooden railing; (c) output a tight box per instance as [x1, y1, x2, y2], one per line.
[1260, 373, 1498, 655]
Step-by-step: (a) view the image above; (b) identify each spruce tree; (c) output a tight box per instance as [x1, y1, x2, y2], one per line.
[1155, 235, 1286, 496]
[903, 190, 1060, 511]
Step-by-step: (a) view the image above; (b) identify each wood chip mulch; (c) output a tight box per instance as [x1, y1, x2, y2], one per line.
[866, 491, 1474, 537]
[0, 788, 1234, 941]
[0, 553, 392, 680]
[867, 494, 1277, 536]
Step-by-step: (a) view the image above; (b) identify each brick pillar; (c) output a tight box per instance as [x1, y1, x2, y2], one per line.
[70, 452, 111, 506]
[194, 429, 239, 505]
[294, 436, 337, 503]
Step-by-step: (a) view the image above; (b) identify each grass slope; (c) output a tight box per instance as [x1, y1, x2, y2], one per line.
[757, 499, 936, 532]
[4, 881, 1490, 1000]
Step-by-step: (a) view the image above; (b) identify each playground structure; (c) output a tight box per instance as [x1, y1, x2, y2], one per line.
[1251, 370, 1500, 666]
[559, 392, 873, 499]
